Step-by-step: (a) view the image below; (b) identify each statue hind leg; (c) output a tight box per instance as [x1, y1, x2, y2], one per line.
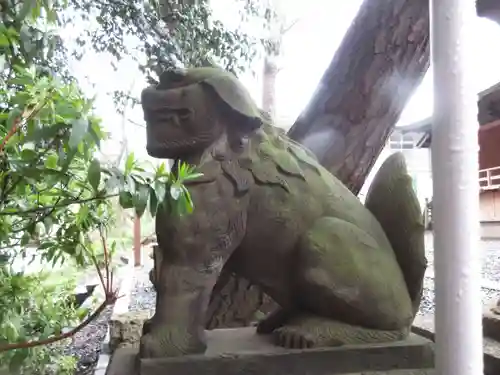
[261, 216, 414, 349]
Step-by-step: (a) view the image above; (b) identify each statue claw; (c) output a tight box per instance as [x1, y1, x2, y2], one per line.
[274, 326, 315, 349]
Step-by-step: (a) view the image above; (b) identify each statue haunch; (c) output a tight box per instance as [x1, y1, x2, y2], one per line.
[139, 67, 427, 358]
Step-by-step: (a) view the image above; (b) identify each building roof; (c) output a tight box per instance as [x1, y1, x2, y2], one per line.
[478, 81, 500, 125]
[396, 80, 500, 148]
[477, 0, 500, 24]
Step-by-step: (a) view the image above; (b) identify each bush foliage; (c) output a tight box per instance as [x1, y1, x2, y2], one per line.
[0, 0, 271, 372]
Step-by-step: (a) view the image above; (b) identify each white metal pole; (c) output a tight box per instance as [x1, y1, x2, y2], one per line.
[430, 0, 483, 374]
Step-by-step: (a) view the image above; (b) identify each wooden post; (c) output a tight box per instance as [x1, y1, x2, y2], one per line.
[133, 215, 142, 267]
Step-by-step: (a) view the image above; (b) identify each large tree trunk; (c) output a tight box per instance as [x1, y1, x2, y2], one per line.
[206, 0, 431, 330]
[262, 55, 279, 120]
[287, 0, 429, 194]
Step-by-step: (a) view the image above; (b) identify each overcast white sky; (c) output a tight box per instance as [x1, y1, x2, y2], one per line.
[68, 0, 500, 158]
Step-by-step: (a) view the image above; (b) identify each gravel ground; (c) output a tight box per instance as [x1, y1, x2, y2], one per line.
[129, 234, 500, 317]
[49, 265, 120, 375]
[425, 234, 500, 283]
[129, 264, 156, 313]
[63, 305, 113, 375]
[417, 234, 500, 314]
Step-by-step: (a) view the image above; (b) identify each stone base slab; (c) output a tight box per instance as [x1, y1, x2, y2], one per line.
[106, 327, 434, 375]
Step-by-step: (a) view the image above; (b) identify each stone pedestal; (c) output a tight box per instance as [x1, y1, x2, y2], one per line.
[105, 327, 434, 375]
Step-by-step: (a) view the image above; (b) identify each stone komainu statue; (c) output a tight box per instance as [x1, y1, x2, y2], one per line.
[139, 66, 427, 358]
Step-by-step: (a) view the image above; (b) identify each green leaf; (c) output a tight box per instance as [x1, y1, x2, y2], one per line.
[0, 252, 10, 265]
[0, 54, 6, 71]
[9, 348, 29, 374]
[149, 186, 158, 217]
[155, 162, 170, 178]
[118, 191, 134, 209]
[169, 183, 182, 200]
[7, 108, 22, 130]
[3, 321, 19, 341]
[179, 172, 203, 182]
[133, 183, 149, 218]
[60, 148, 78, 173]
[38, 241, 56, 250]
[20, 148, 38, 161]
[20, 232, 31, 246]
[20, 24, 34, 55]
[17, 0, 36, 21]
[69, 118, 89, 149]
[43, 217, 53, 234]
[45, 152, 59, 169]
[181, 185, 194, 213]
[89, 120, 103, 147]
[0, 33, 9, 47]
[87, 158, 101, 191]
[77, 205, 90, 225]
[153, 180, 166, 201]
[125, 152, 135, 175]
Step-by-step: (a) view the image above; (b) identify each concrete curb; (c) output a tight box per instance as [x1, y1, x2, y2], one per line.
[412, 304, 500, 375]
[94, 261, 135, 375]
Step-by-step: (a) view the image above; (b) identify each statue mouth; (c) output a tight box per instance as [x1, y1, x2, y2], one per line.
[146, 144, 173, 159]
[146, 138, 199, 160]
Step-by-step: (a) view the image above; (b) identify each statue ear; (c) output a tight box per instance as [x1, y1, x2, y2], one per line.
[157, 69, 187, 90]
[201, 73, 264, 131]
[157, 66, 265, 131]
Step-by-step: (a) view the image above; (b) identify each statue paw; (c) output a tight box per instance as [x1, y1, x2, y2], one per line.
[139, 325, 206, 358]
[273, 326, 316, 349]
[272, 314, 345, 349]
[256, 308, 290, 334]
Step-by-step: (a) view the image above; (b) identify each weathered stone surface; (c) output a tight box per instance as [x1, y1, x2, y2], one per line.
[106, 328, 434, 375]
[140, 67, 427, 358]
[346, 372, 434, 375]
[484, 302, 500, 341]
[109, 310, 153, 353]
[412, 313, 500, 375]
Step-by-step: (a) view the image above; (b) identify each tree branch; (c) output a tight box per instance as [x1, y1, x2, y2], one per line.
[0, 101, 48, 154]
[0, 232, 119, 353]
[0, 194, 118, 216]
[0, 298, 115, 352]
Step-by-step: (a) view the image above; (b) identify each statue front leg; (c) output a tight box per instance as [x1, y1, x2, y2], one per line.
[138, 177, 249, 358]
[140, 261, 222, 358]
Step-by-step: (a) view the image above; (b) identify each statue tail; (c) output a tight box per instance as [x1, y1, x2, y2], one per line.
[364, 152, 428, 318]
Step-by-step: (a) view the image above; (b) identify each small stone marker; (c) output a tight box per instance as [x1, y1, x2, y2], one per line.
[108, 310, 153, 353]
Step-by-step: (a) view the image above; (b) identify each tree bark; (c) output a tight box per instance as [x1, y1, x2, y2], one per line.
[288, 0, 429, 195]
[262, 55, 279, 120]
[206, 0, 431, 330]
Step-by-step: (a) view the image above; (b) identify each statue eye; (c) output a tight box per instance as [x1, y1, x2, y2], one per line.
[177, 108, 192, 119]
